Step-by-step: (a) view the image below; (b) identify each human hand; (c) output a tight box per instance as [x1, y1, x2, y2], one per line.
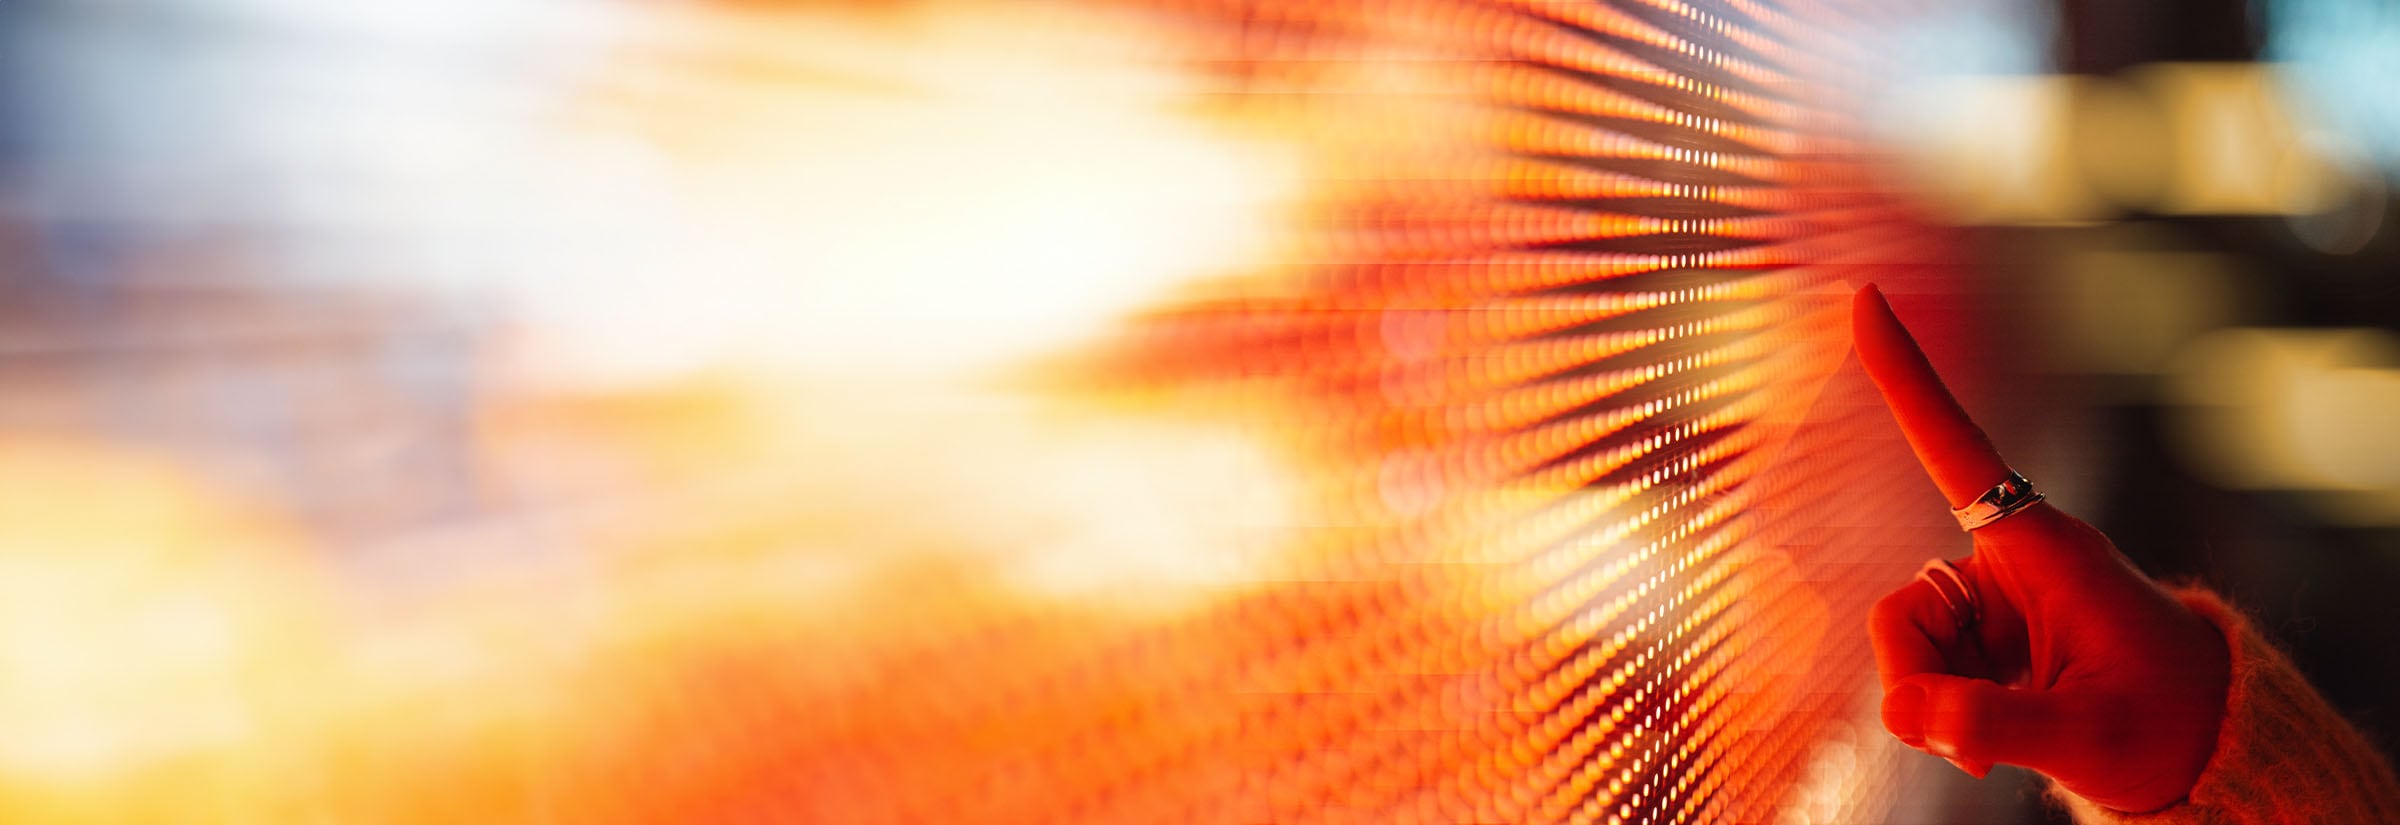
[1854, 284, 2230, 813]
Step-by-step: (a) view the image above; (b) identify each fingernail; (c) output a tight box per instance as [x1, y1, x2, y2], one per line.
[1925, 736, 1990, 778]
[1881, 683, 1927, 748]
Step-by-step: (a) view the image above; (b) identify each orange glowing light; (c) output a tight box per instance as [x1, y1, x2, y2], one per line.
[0, 0, 1974, 822]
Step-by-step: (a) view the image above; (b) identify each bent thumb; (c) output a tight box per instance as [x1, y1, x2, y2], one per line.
[1884, 673, 2091, 776]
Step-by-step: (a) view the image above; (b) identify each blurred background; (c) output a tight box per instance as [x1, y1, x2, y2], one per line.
[0, 0, 2392, 822]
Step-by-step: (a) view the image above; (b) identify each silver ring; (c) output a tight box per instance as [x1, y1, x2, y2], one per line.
[1917, 558, 1979, 632]
[1950, 471, 2044, 532]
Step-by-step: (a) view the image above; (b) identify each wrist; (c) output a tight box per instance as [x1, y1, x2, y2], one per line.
[2158, 598, 2235, 810]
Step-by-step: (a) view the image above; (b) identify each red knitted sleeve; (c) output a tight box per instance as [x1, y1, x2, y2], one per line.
[2049, 588, 2400, 824]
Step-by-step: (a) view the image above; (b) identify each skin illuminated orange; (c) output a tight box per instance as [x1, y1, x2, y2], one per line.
[1856, 284, 2230, 813]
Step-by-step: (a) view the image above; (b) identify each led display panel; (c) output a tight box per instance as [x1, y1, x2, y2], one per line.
[0, 1, 1980, 823]
[769, 2, 1977, 823]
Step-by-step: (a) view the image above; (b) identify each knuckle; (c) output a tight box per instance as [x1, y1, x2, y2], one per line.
[1869, 587, 1926, 630]
[1977, 502, 2080, 544]
[1946, 681, 1991, 723]
[1870, 591, 1907, 624]
[1939, 682, 2000, 756]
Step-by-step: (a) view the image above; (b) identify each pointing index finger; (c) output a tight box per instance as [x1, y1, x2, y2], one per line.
[1851, 284, 2012, 508]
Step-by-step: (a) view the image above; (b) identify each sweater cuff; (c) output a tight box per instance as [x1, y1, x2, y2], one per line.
[2048, 587, 2400, 825]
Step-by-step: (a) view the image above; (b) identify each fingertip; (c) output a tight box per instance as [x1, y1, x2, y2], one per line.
[1881, 680, 1928, 748]
[1849, 282, 1909, 358]
[1940, 756, 1994, 779]
[1850, 283, 1888, 339]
